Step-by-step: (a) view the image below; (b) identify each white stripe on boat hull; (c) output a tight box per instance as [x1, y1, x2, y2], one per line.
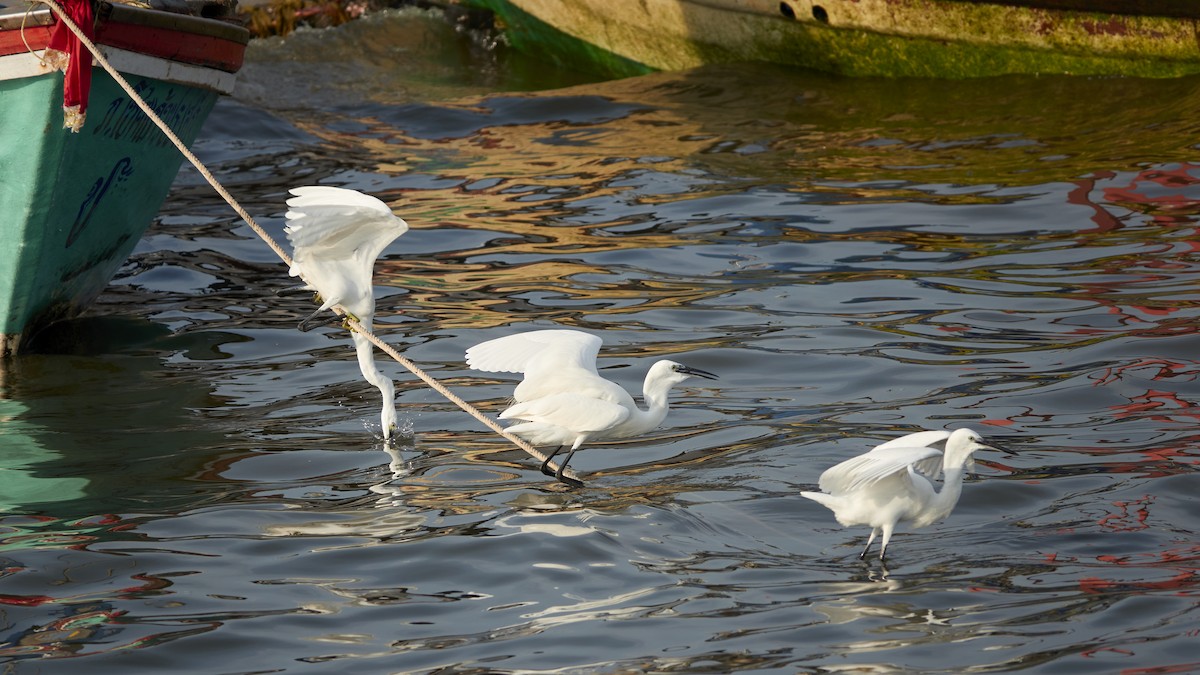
[0, 46, 237, 93]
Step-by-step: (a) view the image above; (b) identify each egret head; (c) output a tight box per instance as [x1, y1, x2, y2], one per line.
[649, 360, 718, 387]
[944, 428, 1015, 466]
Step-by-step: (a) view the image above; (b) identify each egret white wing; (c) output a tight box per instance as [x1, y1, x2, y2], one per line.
[285, 186, 408, 273]
[287, 185, 393, 214]
[466, 330, 604, 375]
[872, 431, 950, 480]
[818, 445, 942, 494]
[499, 392, 630, 433]
[872, 430, 951, 452]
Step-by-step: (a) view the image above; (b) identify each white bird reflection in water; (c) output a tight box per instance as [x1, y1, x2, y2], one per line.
[368, 420, 418, 506]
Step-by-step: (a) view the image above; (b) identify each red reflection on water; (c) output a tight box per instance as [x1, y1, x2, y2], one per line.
[0, 594, 55, 606]
[1076, 538, 1200, 598]
[1071, 163, 1200, 233]
[1067, 172, 1122, 233]
[1058, 165, 1200, 344]
[1093, 358, 1200, 387]
[1111, 390, 1200, 423]
[1079, 570, 1198, 596]
[1103, 164, 1200, 218]
[1098, 495, 1154, 532]
[1120, 662, 1200, 675]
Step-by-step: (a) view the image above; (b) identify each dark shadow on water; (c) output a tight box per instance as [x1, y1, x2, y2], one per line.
[24, 314, 250, 361]
[23, 315, 174, 356]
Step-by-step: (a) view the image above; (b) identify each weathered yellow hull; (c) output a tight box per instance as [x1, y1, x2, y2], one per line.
[469, 0, 1200, 78]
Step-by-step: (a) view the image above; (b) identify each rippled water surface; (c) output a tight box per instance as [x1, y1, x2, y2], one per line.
[3, 9, 1199, 673]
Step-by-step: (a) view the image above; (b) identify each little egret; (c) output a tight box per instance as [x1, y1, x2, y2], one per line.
[466, 329, 717, 487]
[284, 186, 408, 439]
[800, 428, 1013, 561]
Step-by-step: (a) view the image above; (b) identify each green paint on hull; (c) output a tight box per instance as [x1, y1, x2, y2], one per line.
[0, 71, 216, 352]
[481, 0, 653, 79]
[470, 0, 1200, 79]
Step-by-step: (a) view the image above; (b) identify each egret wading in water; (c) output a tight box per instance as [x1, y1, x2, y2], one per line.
[800, 428, 1013, 561]
[466, 329, 718, 487]
[284, 186, 408, 439]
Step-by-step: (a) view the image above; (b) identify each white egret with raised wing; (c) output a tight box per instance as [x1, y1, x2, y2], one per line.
[284, 185, 408, 439]
[466, 329, 717, 487]
[800, 428, 1013, 561]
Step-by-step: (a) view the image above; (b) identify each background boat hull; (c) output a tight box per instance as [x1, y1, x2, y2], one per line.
[471, 0, 1200, 79]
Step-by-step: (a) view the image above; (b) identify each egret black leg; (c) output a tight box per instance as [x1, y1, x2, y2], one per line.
[553, 448, 584, 488]
[539, 446, 564, 477]
[298, 308, 341, 332]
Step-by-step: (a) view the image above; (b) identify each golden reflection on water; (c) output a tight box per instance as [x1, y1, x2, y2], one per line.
[295, 64, 1200, 189]
[344, 92, 746, 329]
[386, 261, 732, 331]
[273, 66, 1200, 346]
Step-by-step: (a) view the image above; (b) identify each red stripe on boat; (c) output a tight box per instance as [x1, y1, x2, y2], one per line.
[0, 13, 244, 72]
[95, 21, 245, 73]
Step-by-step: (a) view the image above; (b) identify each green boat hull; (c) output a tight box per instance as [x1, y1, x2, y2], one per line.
[0, 71, 217, 354]
[469, 0, 1200, 79]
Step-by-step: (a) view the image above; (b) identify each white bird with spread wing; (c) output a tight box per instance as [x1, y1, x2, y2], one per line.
[801, 428, 1014, 561]
[284, 186, 408, 439]
[466, 329, 717, 487]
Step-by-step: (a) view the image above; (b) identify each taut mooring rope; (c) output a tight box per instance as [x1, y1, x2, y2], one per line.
[33, 0, 576, 481]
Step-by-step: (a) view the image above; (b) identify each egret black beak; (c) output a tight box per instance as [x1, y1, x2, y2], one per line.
[680, 366, 718, 380]
[983, 440, 1018, 456]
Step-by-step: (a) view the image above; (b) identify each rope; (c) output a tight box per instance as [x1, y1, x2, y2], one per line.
[19, 3, 46, 64]
[33, 0, 576, 482]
